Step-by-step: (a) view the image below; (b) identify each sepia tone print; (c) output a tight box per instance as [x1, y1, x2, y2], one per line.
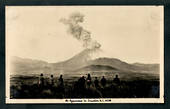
[6, 6, 164, 103]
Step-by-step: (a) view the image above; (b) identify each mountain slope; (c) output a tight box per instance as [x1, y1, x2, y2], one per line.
[86, 58, 159, 73]
[10, 50, 160, 75]
[10, 56, 51, 75]
[51, 49, 92, 71]
[77, 65, 118, 72]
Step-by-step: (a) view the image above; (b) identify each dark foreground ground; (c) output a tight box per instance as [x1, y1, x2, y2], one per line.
[10, 74, 159, 99]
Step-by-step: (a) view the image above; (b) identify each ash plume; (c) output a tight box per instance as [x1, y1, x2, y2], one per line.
[60, 12, 101, 50]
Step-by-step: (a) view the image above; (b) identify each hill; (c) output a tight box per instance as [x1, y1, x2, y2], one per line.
[77, 65, 118, 72]
[10, 56, 51, 75]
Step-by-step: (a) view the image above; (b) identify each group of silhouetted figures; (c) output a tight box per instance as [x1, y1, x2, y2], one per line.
[11, 73, 121, 98]
[11, 72, 160, 98]
[39, 74, 64, 87]
[38, 73, 120, 90]
[76, 74, 120, 90]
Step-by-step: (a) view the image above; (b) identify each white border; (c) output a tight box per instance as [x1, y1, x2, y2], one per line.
[5, 6, 164, 104]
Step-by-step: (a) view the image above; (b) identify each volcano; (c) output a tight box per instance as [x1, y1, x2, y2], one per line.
[51, 49, 92, 71]
[10, 49, 160, 75]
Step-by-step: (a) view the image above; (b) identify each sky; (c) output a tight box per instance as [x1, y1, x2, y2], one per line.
[6, 6, 163, 63]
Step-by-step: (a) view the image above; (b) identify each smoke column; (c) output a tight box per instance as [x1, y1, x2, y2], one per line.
[60, 12, 101, 51]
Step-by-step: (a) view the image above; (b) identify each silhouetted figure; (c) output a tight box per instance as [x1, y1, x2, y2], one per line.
[78, 76, 86, 89]
[50, 75, 54, 86]
[81, 76, 86, 86]
[40, 73, 44, 86]
[94, 77, 99, 88]
[58, 75, 64, 86]
[86, 74, 92, 87]
[113, 75, 120, 84]
[101, 76, 106, 87]
[20, 82, 28, 98]
[58, 75, 65, 97]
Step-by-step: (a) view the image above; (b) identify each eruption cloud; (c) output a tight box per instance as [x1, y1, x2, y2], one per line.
[60, 12, 101, 50]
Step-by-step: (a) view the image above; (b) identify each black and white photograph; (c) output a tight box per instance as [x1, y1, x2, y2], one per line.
[5, 6, 164, 103]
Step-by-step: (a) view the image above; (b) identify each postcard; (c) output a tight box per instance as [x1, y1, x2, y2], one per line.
[5, 6, 164, 103]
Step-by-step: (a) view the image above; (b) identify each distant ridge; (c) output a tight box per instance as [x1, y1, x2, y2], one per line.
[10, 49, 159, 75]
